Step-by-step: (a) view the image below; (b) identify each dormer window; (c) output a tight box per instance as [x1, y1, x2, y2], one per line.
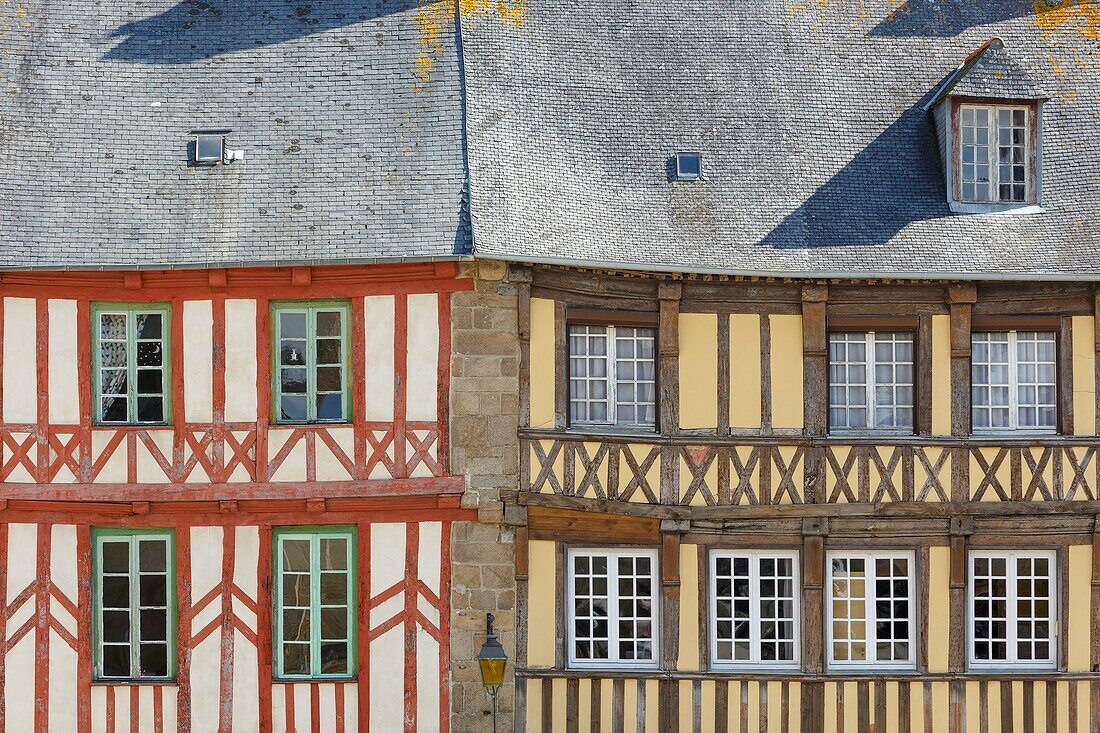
[924, 38, 1046, 214]
[959, 105, 1028, 204]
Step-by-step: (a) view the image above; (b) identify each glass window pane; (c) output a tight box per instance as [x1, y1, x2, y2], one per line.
[280, 312, 307, 338]
[320, 539, 347, 570]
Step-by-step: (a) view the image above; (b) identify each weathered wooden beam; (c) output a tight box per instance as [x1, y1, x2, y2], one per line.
[918, 314, 934, 436]
[948, 516, 973, 674]
[554, 300, 568, 430]
[801, 517, 827, 676]
[1061, 316, 1075, 436]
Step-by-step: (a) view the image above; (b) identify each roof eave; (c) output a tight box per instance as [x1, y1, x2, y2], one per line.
[475, 251, 1100, 284]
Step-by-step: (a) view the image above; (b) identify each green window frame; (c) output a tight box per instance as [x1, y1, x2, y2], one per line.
[274, 526, 357, 680]
[92, 303, 172, 425]
[271, 301, 351, 424]
[91, 528, 177, 682]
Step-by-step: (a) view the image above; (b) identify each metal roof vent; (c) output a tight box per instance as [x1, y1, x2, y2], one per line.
[673, 151, 701, 181]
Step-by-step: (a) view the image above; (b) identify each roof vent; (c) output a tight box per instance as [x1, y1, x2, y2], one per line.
[673, 152, 701, 181]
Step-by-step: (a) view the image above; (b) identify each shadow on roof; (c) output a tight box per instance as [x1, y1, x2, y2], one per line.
[757, 101, 951, 251]
[868, 0, 1089, 37]
[103, 0, 425, 64]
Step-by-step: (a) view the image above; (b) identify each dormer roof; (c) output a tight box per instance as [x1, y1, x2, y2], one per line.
[924, 38, 1049, 112]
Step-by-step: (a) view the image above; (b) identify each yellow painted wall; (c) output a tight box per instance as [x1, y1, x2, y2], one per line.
[770, 314, 804, 430]
[527, 540, 557, 667]
[1072, 316, 1096, 436]
[931, 314, 952, 436]
[679, 314, 719, 429]
[927, 545, 950, 673]
[530, 298, 557, 429]
[1068, 543, 1092, 672]
[677, 544, 700, 670]
[730, 314, 762, 429]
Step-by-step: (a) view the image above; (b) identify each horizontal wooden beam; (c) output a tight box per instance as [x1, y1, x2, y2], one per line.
[520, 428, 1100, 448]
[0, 476, 465, 502]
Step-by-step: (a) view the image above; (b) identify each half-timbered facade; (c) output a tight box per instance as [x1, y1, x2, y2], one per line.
[0, 1, 482, 731]
[0, 265, 471, 732]
[458, 2, 1100, 731]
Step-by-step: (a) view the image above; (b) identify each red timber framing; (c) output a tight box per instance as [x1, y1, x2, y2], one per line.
[0, 262, 470, 491]
[0, 262, 473, 733]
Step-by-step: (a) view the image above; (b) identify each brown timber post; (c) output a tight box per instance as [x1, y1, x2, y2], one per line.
[659, 282, 682, 504]
[511, 511, 531, 733]
[1091, 516, 1100, 729]
[516, 267, 532, 493]
[659, 522, 685, 730]
[802, 284, 828, 504]
[949, 284, 976, 503]
[1094, 291, 1100, 435]
[801, 517, 827, 733]
[949, 516, 972, 733]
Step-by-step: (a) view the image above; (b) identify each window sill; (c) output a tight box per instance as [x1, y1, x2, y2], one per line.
[567, 663, 661, 673]
[710, 664, 801, 674]
[949, 201, 1045, 216]
[967, 665, 1057, 675]
[273, 675, 357, 683]
[92, 679, 177, 686]
[566, 424, 659, 437]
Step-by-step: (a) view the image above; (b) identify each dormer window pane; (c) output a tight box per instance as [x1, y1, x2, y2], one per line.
[959, 104, 1029, 204]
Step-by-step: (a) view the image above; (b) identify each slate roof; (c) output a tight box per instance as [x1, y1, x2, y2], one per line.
[461, 1, 1100, 280]
[925, 38, 1048, 110]
[0, 1, 469, 270]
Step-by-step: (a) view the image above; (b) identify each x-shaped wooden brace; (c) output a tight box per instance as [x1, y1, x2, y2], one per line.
[1, 430, 38, 481]
[679, 446, 717, 506]
[915, 447, 950, 502]
[825, 446, 860, 503]
[1021, 447, 1054, 501]
[47, 430, 83, 482]
[574, 442, 608, 499]
[365, 429, 397, 479]
[868, 446, 903, 503]
[771, 447, 804, 505]
[530, 440, 563, 494]
[221, 429, 259, 482]
[619, 446, 659, 503]
[1064, 446, 1095, 501]
[179, 429, 218, 483]
[406, 430, 440, 476]
[730, 447, 761, 505]
[971, 447, 1010, 502]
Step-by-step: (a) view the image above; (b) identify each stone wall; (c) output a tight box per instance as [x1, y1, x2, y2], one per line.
[449, 260, 520, 732]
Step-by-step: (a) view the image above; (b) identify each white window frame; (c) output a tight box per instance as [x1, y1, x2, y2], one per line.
[568, 324, 656, 430]
[968, 550, 1058, 672]
[826, 550, 917, 672]
[971, 331, 1058, 434]
[828, 331, 915, 434]
[709, 550, 800, 671]
[566, 547, 660, 670]
[957, 103, 1031, 205]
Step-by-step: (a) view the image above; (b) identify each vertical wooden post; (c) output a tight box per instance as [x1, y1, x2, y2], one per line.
[1060, 316, 1075, 435]
[1093, 291, 1100, 435]
[554, 300, 568, 430]
[949, 517, 972, 733]
[717, 312, 731, 436]
[801, 517, 827, 733]
[802, 285, 828, 504]
[659, 522, 684, 731]
[659, 282, 682, 504]
[516, 269, 533, 496]
[917, 313, 934, 436]
[949, 285, 975, 504]
[513, 518, 531, 733]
